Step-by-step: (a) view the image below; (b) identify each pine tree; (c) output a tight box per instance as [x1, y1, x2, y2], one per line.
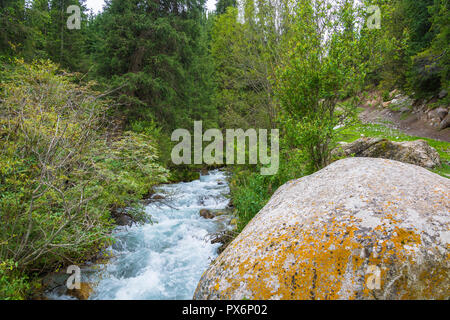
[0, 0, 27, 56]
[92, 0, 217, 130]
[45, 0, 89, 70]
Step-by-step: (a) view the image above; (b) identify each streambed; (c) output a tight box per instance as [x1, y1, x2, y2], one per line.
[46, 170, 231, 300]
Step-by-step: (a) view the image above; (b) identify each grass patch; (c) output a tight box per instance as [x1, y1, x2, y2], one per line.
[338, 122, 450, 178]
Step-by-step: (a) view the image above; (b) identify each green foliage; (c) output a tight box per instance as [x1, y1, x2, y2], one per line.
[216, 0, 237, 15]
[276, 0, 369, 171]
[402, 0, 436, 56]
[43, 0, 91, 70]
[0, 60, 168, 298]
[0, 1, 91, 70]
[0, 260, 30, 300]
[229, 171, 272, 232]
[230, 143, 308, 232]
[91, 0, 217, 131]
[211, 2, 282, 130]
[370, 0, 448, 97]
[92, 131, 169, 213]
[0, 0, 28, 56]
[408, 49, 443, 97]
[407, 0, 449, 97]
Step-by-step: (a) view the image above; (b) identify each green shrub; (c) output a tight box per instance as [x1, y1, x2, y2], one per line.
[382, 90, 391, 102]
[0, 60, 168, 295]
[407, 50, 442, 98]
[0, 260, 29, 300]
[230, 145, 308, 232]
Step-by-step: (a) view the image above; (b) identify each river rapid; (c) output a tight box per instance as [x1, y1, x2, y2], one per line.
[47, 170, 231, 300]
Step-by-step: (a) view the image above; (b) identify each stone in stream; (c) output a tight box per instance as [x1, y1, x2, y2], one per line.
[332, 137, 441, 168]
[152, 194, 165, 200]
[67, 283, 93, 300]
[111, 209, 134, 226]
[194, 158, 449, 300]
[199, 209, 215, 219]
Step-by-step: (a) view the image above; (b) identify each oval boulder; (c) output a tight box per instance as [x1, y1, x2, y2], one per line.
[194, 158, 449, 300]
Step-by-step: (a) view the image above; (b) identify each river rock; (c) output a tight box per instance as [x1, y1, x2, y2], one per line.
[200, 209, 215, 219]
[67, 282, 93, 300]
[211, 209, 229, 217]
[115, 213, 133, 226]
[111, 209, 134, 226]
[332, 138, 441, 168]
[194, 158, 449, 300]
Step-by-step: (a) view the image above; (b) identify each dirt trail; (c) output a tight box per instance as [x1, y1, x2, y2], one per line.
[359, 105, 450, 142]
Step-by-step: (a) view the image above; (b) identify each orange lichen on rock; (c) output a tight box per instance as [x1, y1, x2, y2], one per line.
[193, 158, 450, 300]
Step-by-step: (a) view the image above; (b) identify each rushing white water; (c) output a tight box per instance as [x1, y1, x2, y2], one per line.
[90, 170, 231, 300]
[47, 170, 231, 300]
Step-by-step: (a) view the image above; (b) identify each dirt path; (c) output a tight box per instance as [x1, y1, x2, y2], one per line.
[359, 105, 450, 142]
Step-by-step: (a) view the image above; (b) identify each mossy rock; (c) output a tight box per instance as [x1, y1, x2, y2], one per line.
[332, 137, 441, 169]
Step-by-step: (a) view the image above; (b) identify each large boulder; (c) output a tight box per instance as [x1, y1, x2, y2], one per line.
[194, 158, 449, 300]
[332, 138, 441, 168]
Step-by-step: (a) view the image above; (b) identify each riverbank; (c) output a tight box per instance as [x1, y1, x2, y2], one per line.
[0, 61, 171, 300]
[40, 169, 234, 300]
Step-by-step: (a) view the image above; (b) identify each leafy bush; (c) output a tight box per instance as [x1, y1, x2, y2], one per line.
[382, 90, 391, 102]
[408, 50, 443, 98]
[0, 60, 168, 297]
[92, 131, 169, 217]
[230, 144, 308, 232]
[275, 0, 369, 171]
[0, 260, 30, 300]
